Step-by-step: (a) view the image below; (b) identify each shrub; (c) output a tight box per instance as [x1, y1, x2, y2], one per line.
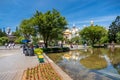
[34, 48, 43, 54]
[0, 37, 8, 45]
[41, 47, 70, 53]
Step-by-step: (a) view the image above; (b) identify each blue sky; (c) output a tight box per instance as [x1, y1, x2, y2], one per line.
[0, 0, 120, 31]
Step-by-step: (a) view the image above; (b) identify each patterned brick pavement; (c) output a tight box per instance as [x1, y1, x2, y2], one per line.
[0, 47, 72, 80]
[0, 48, 39, 80]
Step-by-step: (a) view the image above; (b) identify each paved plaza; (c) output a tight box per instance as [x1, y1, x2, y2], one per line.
[0, 47, 39, 80]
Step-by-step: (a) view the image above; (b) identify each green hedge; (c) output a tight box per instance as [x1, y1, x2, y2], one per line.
[41, 47, 70, 53]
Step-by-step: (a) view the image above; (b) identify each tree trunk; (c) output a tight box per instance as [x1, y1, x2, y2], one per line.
[92, 40, 95, 47]
[44, 42, 48, 48]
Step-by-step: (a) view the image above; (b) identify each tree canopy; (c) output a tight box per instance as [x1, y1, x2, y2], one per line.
[19, 19, 35, 39]
[109, 16, 120, 42]
[80, 25, 107, 46]
[33, 9, 67, 48]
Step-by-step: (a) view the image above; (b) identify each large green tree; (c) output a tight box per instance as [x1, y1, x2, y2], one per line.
[33, 9, 67, 48]
[80, 25, 107, 46]
[108, 16, 120, 43]
[19, 19, 35, 39]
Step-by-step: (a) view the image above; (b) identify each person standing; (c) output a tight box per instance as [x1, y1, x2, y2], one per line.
[12, 42, 15, 48]
[8, 43, 12, 49]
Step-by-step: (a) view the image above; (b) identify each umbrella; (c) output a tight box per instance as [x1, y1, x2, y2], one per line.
[21, 39, 30, 43]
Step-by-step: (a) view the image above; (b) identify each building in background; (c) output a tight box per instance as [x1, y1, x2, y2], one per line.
[63, 24, 79, 40]
[71, 25, 79, 38]
[6, 27, 16, 42]
[64, 29, 72, 40]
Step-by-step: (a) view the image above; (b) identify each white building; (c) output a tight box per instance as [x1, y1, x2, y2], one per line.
[64, 25, 79, 40]
[64, 29, 72, 39]
[71, 26, 79, 38]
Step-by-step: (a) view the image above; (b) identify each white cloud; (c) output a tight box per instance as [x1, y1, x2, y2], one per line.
[69, 15, 116, 25]
[93, 15, 116, 22]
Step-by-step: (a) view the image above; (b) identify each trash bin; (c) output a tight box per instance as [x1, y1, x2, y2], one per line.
[38, 58, 44, 63]
[25, 47, 29, 56]
[29, 48, 34, 56]
[23, 44, 29, 56]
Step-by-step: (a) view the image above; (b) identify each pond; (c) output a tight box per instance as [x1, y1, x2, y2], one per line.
[47, 48, 120, 80]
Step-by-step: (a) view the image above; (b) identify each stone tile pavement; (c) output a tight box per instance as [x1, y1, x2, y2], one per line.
[0, 46, 72, 80]
[0, 48, 39, 80]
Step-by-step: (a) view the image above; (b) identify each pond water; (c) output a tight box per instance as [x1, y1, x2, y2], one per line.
[47, 48, 120, 80]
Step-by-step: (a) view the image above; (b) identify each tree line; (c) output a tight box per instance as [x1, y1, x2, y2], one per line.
[1, 9, 120, 47]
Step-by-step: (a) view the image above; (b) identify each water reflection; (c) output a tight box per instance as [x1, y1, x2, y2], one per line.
[82, 48, 120, 75]
[47, 48, 120, 79]
[114, 64, 120, 74]
[107, 48, 120, 74]
[63, 51, 81, 61]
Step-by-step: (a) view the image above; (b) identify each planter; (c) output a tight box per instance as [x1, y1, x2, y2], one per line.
[22, 63, 62, 80]
[38, 58, 44, 63]
[34, 48, 43, 54]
